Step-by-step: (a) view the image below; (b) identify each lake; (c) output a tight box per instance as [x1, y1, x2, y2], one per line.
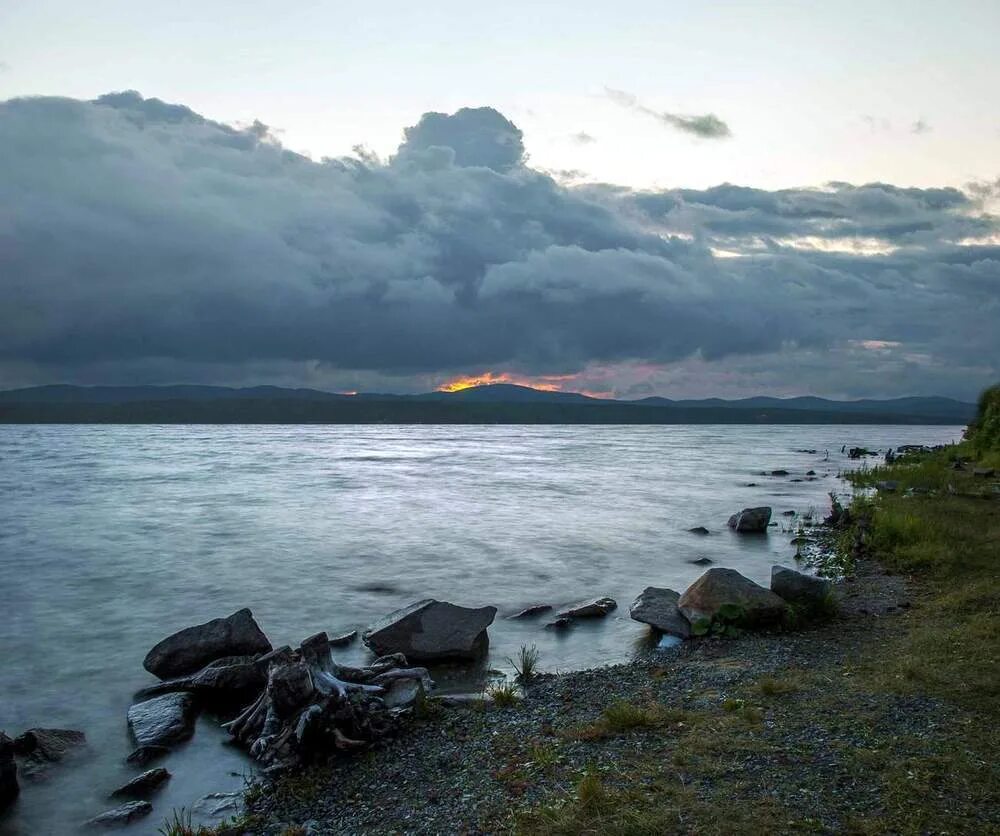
[0, 423, 962, 834]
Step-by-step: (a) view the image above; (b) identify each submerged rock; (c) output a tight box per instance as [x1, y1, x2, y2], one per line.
[127, 693, 197, 748]
[124, 746, 169, 767]
[629, 587, 691, 638]
[556, 597, 617, 619]
[363, 600, 497, 661]
[688, 557, 713, 566]
[110, 767, 170, 799]
[84, 800, 152, 828]
[507, 604, 553, 619]
[771, 469, 789, 476]
[13, 728, 87, 778]
[143, 608, 271, 679]
[687, 526, 710, 535]
[727, 506, 772, 533]
[192, 792, 243, 827]
[771, 566, 831, 606]
[679, 568, 787, 628]
[0, 732, 17, 811]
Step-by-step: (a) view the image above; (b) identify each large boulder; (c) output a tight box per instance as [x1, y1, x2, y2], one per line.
[628, 588, 691, 638]
[127, 693, 197, 748]
[143, 608, 271, 679]
[85, 800, 152, 828]
[363, 600, 497, 661]
[0, 732, 17, 811]
[727, 507, 772, 533]
[678, 568, 787, 629]
[556, 597, 617, 619]
[770, 566, 831, 606]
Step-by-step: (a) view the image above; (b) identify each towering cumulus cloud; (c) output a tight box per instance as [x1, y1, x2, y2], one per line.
[0, 91, 997, 397]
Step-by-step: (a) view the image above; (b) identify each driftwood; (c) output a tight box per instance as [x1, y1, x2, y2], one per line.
[222, 632, 431, 766]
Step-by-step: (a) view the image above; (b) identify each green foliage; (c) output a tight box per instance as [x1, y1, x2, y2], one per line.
[508, 644, 540, 682]
[965, 383, 1000, 454]
[487, 679, 521, 708]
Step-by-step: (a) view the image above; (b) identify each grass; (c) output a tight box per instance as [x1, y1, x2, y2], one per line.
[508, 644, 541, 682]
[509, 401, 1000, 835]
[487, 679, 521, 707]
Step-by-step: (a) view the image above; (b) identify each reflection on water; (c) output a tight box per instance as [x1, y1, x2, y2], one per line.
[0, 423, 960, 833]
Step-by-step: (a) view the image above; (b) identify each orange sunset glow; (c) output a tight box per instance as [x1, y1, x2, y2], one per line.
[437, 371, 572, 393]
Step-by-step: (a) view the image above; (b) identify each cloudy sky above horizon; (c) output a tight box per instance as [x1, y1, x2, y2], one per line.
[1, 0, 998, 399]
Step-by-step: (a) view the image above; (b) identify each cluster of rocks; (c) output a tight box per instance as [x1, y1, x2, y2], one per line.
[0, 728, 90, 818]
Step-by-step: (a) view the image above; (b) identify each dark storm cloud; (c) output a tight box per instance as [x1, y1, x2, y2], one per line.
[0, 91, 997, 396]
[604, 87, 731, 139]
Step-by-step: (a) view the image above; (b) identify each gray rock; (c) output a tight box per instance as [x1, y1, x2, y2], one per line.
[127, 693, 197, 748]
[688, 557, 713, 566]
[135, 655, 264, 702]
[363, 600, 497, 661]
[507, 604, 553, 619]
[727, 506, 772, 533]
[328, 630, 358, 647]
[124, 746, 169, 767]
[13, 728, 87, 778]
[687, 526, 710, 535]
[770, 565, 831, 606]
[628, 587, 691, 638]
[191, 791, 243, 826]
[556, 597, 617, 619]
[382, 678, 425, 709]
[678, 568, 788, 629]
[0, 732, 17, 811]
[143, 608, 271, 679]
[110, 767, 170, 799]
[771, 469, 789, 476]
[85, 800, 152, 828]
[544, 617, 572, 630]
[782, 510, 796, 516]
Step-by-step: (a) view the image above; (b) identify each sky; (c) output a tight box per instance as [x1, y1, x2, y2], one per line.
[0, 0, 998, 399]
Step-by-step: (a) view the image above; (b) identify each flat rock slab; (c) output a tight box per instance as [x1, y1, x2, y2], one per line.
[556, 597, 617, 619]
[363, 600, 497, 661]
[329, 630, 358, 647]
[629, 587, 691, 638]
[771, 565, 831, 605]
[143, 608, 271, 679]
[85, 800, 152, 828]
[127, 693, 197, 747]
[192, 791, 243, 827]
[679, 568, 787, 628]
[110, 767, 170, 799]
[727, 506, 772, 533]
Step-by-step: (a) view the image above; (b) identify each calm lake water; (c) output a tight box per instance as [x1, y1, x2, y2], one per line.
[0, 424, 961, 834]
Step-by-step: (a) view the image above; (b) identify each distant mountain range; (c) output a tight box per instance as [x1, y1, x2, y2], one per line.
[0, 383, 975, 424]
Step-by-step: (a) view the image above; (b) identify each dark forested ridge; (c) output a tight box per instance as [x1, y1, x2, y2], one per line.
[0, 384, 974, 424]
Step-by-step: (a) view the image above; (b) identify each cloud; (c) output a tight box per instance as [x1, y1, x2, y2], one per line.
[911, 119, 931, 135]
[0, 61, 10, 73]
[604, 87, 731, 139]
[0, 91, 996, 398]
[571, 131, 596, 144]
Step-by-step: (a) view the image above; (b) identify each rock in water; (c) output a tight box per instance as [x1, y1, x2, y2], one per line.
[363, 600, 497, 661]
[556, 597, 617, 619]
[770, 566, 831, 606]
[0, 732, 18, 811]
[143, 608, 272, 679]
[687, 526, 710, 535]
[13, 728, 87, 778]
[84, 800, 152, 828]
[507, 604, 553, 619]
[125, 745, 169, 767]
[629, 588, 691, 638]
[382, 677, 425, 709]
[726, 506, 772, 533]
[678, 568, 787, 628]
[110, 767, 171, 799]
[127, 693, 197, 747]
